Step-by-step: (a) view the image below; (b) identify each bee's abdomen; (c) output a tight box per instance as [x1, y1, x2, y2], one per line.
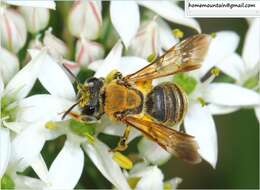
[145, 82, 188, 125]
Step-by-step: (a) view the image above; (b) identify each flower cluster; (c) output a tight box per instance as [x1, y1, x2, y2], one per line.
[1, 1, 259, 189]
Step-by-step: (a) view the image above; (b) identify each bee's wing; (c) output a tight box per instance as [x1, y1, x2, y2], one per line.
[123, 116, 201, 164]
[124, 34, 211, 82]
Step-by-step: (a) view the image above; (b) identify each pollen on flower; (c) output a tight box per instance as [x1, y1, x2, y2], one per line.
[146, 53, 157, 63]
[172, 28, 184, 39]
[127, 177, 141, 189]
[197, 97, 206, 107]
[112, 151, 133, 170]
[211, 32, 217, 38]
[211, 67, 220, 76]
[45, 121, 57, 129]
[163, 182, 173, 190]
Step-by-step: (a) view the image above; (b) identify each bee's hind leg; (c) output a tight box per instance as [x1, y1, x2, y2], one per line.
[111, 125, 132, 152]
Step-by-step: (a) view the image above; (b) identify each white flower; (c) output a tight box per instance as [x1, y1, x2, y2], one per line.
[110, 0, 200, 47]
[0, 49, 54, 186]
[214, 18, 260, 122]
[12, 49, 131, 190]
[5, 0, 56, 9]
[19, 6, 50, 33]
[43, 28, 68, 59]
[68, 0, 102, 40]
[128, 18, 179, 59]
[75, 37, 105, 68]
[126, 162, 182, 190]
[0, 47, 19, 84]
[0, 7, 27, 53]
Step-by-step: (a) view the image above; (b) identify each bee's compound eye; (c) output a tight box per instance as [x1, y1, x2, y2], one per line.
[82, 105, 95, 116]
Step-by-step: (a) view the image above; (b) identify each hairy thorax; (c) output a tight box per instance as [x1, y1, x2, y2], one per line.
[104, 80, 143, 120]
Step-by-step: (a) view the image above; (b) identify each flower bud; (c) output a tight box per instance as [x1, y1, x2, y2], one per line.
[0, 47, 19, 84]
[43, 28, 68, 59]
[19, 7, 50, 33]
[75, 37, 104, 67]
[128, 20, 159, 59]
[68, 0, 102, 40]
[0, 8, 27, 53]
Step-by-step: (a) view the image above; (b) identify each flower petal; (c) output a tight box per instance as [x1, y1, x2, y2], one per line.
[48, 140, 84, 189]
[138, 1, 201, 33]
[207, 104, 239, 115]
[200, 31, 240, 77]
[130, 165, 164, 190]
[138, 137, 171, 165]
[0, 8, 27, 53]
[0, 47, 19, 84]
[0, 77, 4, 96]
[100, 116, 141, 142]
[19, 7, 50, 33]
[255, 106, 260, 123]
[129, 20, 160, 59]
[4, 49, 45, 100]
[217, 53, 244, 81]
[30, 154, 49, 183]
[110, 1, 140, 47]
[0, 128, 11, 177]
[43, 28, 68, 59]
[3, 121, 27, 133]
[157, 18, 179, 50]
[242, 18, 260, 70]
[117, 56, 150, 76]
[11, 123, 46, 169]
[13, 175, 46, 189]
[38, 52, 76, 100]
[83, 139, 131, 190]
[6, 0, 56, 9]
[205, 83, 260, 106]
[68, 0, 102, 39]
[184, 103, 218, 168]
[75, 37, 104, 67]
[17, 94, 74, 122]
[94, 41, 123, 77]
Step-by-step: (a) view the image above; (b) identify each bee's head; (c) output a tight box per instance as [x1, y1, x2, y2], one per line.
[77, 77, 104, 118]
[62, 64, 104, 120]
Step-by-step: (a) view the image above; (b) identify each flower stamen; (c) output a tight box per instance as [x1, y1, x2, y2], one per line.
[172, 28, 184, 39]
[112, 151, 133, 170]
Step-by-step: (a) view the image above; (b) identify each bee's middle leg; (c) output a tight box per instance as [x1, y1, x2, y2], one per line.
[111, 125, 132, 152]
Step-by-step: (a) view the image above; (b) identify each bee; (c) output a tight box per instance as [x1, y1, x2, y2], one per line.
[62, 34, 211, 164]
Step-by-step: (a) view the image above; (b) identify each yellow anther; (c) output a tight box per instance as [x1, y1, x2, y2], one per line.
[127, 177, 141, 189]
[147, 53, 157, 63]
[172, 28, 184, 39]
[211, 32, 217, 38]
[163, 182, 173, 190]
[211, 67, 220, 76]
[45, 121, 57, 129]
[112, 151, 133, 170]
[197, 97, 206, 107]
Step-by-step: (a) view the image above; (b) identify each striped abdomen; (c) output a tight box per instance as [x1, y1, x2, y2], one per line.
[145, 82, 188, 125]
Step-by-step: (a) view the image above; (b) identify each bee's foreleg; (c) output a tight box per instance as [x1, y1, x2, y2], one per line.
[111, 125, 132, 152]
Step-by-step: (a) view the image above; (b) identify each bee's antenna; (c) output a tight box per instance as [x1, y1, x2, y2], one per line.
[62, 101, 80, 120]
[62, 64, 80, 84]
